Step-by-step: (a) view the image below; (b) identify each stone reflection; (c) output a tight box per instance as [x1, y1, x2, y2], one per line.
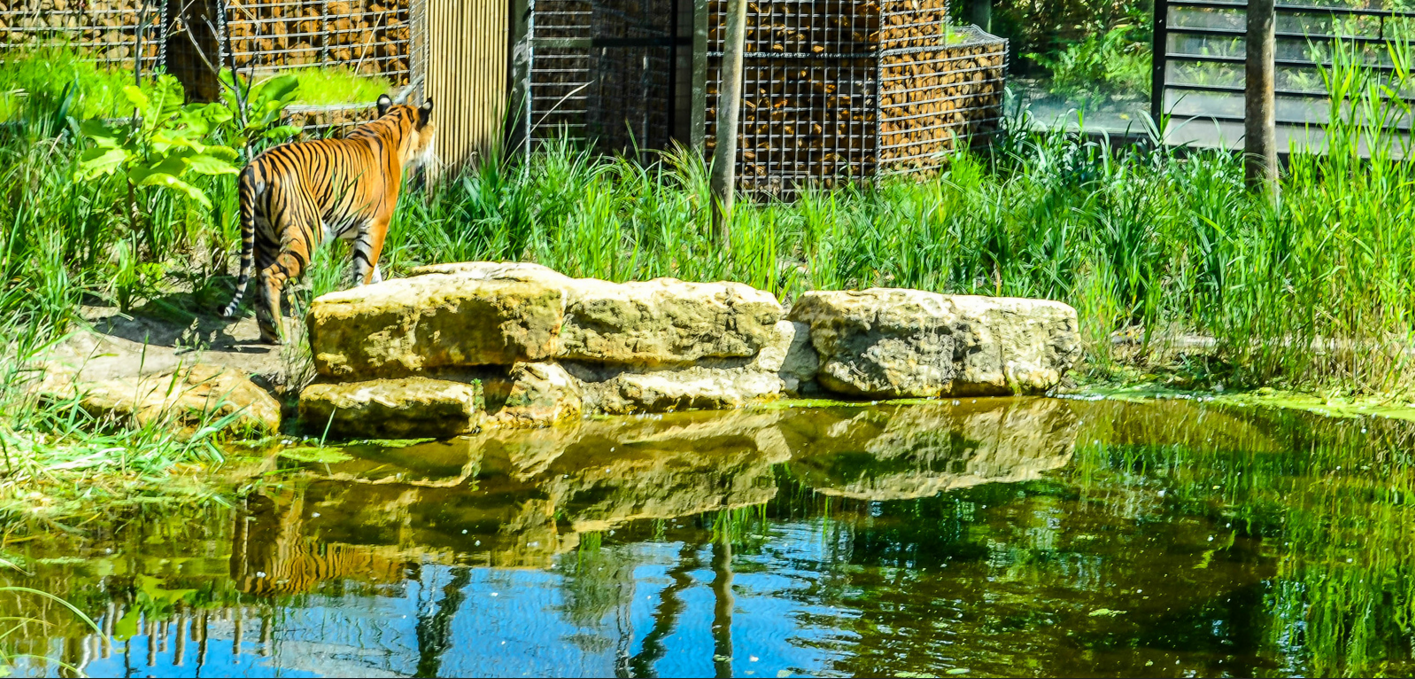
[781, 397, 1079, 500]
[232, 398, 1080, 594]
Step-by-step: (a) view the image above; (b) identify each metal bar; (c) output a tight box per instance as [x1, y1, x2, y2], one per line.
[1167, 81, 1415, 102]
[532, 36, 691, 48]
[1167, 25, 1404, 45]
[1168, 52, 1407, 72]
[1168, 0, 1415, 18]
[690, 0, 707, 151]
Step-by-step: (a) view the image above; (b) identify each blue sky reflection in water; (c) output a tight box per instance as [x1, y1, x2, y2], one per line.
[5, 397, 1414, 678]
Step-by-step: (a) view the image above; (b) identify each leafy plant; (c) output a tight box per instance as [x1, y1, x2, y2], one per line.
[216, 69, 303, 159]
[74, 77, 238, 233]
[1028, 23, 1152, 100]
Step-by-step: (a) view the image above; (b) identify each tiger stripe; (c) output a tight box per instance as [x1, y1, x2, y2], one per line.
[221, 94, 436, 344]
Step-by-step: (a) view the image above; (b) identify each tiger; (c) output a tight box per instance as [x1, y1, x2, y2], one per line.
[221, 94, 436, 344]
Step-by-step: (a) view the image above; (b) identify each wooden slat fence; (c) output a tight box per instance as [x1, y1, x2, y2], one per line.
[422, 0, 507, 171]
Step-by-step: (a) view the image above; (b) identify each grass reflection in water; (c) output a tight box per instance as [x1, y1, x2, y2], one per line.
[0, 397, 1411, 678]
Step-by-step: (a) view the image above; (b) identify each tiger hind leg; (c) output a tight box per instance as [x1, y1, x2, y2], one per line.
[256, 249, 307, 345]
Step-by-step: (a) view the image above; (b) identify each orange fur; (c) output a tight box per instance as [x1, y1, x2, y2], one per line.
[222, 96, 435, 343]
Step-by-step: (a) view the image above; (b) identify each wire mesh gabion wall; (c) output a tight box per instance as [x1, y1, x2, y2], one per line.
[705, 1, 1006, 192]
[0, 0, 168, 74]
[527, 0, 680, 152]
[165, 0, 419, 107]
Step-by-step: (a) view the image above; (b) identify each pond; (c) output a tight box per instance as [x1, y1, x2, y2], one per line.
[3, 397, 1414, 678]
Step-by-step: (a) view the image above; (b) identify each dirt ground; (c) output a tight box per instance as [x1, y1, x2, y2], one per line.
[41, 302, 301, 396]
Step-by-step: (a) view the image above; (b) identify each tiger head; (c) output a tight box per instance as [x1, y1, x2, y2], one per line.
[375, 94, 436, 171]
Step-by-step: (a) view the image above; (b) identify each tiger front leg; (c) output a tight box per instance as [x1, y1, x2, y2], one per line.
[350, 217, 391, 286]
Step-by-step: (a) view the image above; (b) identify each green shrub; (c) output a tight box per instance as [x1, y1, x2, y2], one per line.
[1027, 22, 1152, 99]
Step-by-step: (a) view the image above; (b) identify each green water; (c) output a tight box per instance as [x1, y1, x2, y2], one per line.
[3, 397, 1413, 677]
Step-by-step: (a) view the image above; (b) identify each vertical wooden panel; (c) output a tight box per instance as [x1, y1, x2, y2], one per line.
[424, 0, 508, 172]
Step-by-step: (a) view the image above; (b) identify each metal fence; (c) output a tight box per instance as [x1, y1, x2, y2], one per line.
[165, 0, 419, 106]
[0, 0, 168, 75]
[1152, 0, 1415, 147]
[525, 0, 687, 153]
[704, 1, 1005, 192]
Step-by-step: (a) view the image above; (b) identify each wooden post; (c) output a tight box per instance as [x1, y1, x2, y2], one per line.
[690, 0, 708, 152]
[508, 0, 532, 156]
[1245, 0, 1278, 196]
[709, 0, 747, 249]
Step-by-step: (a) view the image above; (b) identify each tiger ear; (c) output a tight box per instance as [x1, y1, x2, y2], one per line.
[376, 94, 393, 117]
[418, 98, 434, 126]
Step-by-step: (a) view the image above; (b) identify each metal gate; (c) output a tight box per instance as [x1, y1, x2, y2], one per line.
[525, 0, 691, 152]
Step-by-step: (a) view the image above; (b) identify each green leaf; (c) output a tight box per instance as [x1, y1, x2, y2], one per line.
[75, 147, 130, 180]
[121, 85, 150, 113]
[79, 119, 129, 146]
[128, 156, 188, 185]
[185, 152, 238, 176]
[112, 607, 139, 641]
[254, 73, 300, 105]
[204, 145, 240, 162]
[136, 574, 197, 607]
[262, 124, 302, 142]
[138, 173, 213, 208]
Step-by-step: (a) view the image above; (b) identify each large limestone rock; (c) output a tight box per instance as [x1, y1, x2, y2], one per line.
[580, 366, 784, 414]
[407, 261, 571, 284]
[789, 289, 1079, 397]
[558, 278, 782, 365]
[755, 320, 820, 395]
[299, 377, 484, 439]
[307, 273, 565, 379]
[789, 289, 957, 398]
[36, 363, 281, 435]
[946, 295, 1082, 395]
[568, 317, 814, 414]
[490, 362, 583, 428]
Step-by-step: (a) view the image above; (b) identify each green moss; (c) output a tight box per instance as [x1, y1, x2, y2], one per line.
[277, 446, 355, 464]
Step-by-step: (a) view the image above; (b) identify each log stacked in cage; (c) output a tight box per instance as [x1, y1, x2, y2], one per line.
[0, 0, 166, 70]
[221, 0, 411, 80]
[705, 0, 1006, 192]
[878, 37, 1006, 171]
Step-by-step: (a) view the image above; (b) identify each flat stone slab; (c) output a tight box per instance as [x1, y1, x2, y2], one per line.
[300, 377, 484, 439]
[557, 278, 783, 366]
[308, 273, 566, 379]
[36, 363, 281, 435]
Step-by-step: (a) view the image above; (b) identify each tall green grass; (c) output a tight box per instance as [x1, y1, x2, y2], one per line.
[385, 100, 1412, 395]
[3, 38, 1415, 411]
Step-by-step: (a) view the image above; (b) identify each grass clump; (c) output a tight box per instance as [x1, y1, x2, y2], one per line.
[283, 67, 392, 106]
